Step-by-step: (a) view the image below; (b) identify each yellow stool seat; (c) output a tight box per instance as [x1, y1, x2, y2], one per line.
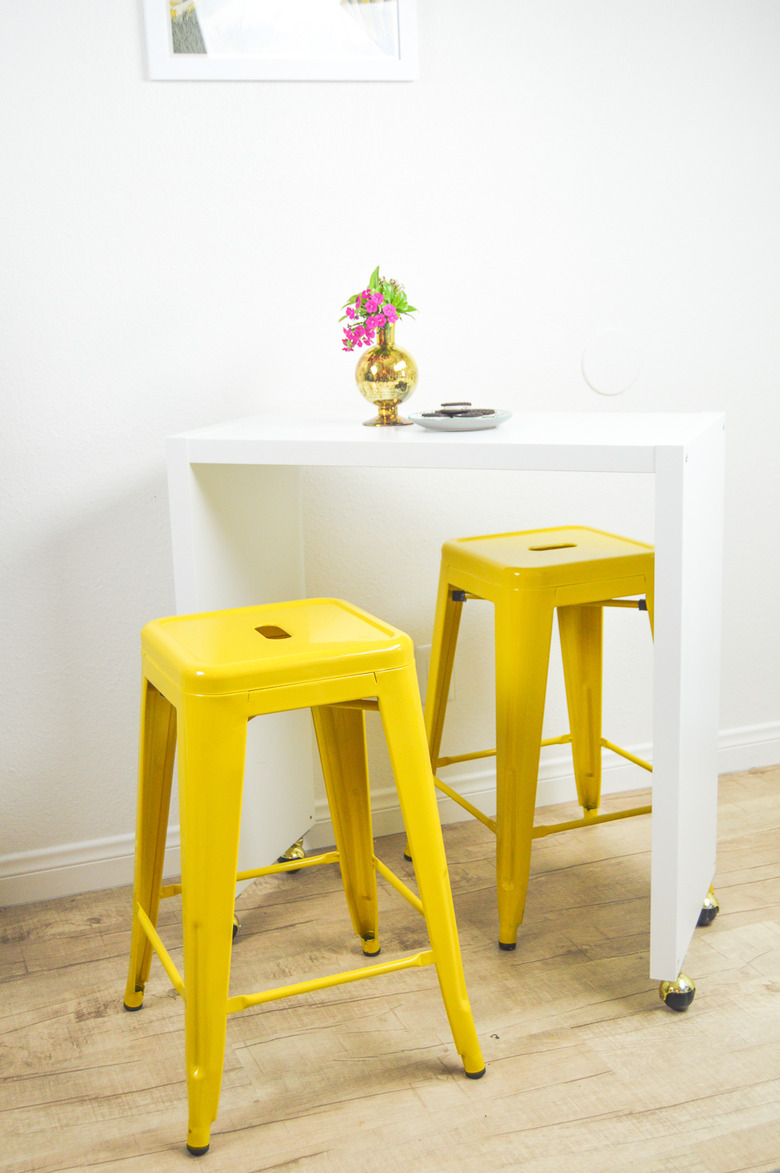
[124, 598, 484, 1156]
[425, 526, 654, 949]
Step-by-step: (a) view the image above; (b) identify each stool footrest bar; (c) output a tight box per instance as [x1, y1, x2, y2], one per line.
[236, 851, 339, 883]
[159, 850, 341, 901]
[136, 905, 185, 997]
[436, 748, 496, 768]
[532, 803, 652, 838]
[600, 738, 653, 772]
[436, 734, 573, 770]
[226, 950, 435, 1014]
[433, 777, 497, 834]
[436, 734, 649, 774]
[374, 856, 424, 914]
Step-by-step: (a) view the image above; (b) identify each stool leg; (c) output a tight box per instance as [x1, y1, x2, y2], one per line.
[312, 705, 380, 955]
[124, 679, 176, 1010]
[495, 596, 555, 950]
[379, 665, 485, 1079]
[558, 603, 603, 814]
[425, 572, 464, 766]
[178, 696, 246, 1156]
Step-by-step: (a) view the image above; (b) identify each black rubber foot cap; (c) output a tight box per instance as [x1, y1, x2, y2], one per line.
[498, 941, 517, 951]
[465, 1067, 486, 1080]
[187, 1144, 210, 1157]
[403, 852, 413, 862]
[697, 906, 718, 927]
[664, 990, 695, 1012]
[122, 1002, 143, 1012]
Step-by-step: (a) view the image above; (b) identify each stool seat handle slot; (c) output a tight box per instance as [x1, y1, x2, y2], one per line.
[255, 624, 292, 639]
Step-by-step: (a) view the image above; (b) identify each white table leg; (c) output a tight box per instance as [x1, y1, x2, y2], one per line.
[651, 418, 725, 980]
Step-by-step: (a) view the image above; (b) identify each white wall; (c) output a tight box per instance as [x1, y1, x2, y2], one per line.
[2, 1, 779, 902]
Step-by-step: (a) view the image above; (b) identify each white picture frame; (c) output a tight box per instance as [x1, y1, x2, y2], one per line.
[142, 0, 418, 81]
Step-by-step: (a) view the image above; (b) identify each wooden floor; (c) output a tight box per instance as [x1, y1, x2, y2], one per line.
[3, 766, 780, 1173]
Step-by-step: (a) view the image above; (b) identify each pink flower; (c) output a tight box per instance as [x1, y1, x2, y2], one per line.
[343, 324, 366, 351]
[343, 318, 381, 351]
[341, 272, 414, 352]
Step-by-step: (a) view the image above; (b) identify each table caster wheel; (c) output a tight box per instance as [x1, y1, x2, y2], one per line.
[659, 972, 695, 1011]
[277, 837, 305, 873]
[232, 914, 241, 940]
[697, 886, 720, 927]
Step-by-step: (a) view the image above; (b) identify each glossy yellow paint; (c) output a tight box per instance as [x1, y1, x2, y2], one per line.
[424, 526, 654, 949]
[124, 598, 484, 1155]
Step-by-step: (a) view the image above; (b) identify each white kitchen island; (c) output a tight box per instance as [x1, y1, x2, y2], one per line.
[166, 410, 725, 989]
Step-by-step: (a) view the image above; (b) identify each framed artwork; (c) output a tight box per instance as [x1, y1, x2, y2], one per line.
[142, 0, 418, 81]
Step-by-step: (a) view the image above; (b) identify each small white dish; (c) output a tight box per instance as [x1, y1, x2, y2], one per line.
[409, 409, 512, 432]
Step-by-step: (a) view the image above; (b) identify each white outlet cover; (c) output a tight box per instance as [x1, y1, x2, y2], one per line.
[581, 329, 644, 397]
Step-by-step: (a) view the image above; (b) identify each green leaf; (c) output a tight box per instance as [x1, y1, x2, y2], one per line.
[404, 304, 418, 313]
[368, 266, 380, 290]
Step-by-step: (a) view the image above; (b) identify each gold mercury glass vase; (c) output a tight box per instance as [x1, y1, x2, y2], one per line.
[355, 322, 418, 426]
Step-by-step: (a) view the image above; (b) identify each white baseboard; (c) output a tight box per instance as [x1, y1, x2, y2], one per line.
[2, 724, 778, 906]
[0, 831, 181, 908]
[304, 723, 780, 848]
[715, 721, 780, 774]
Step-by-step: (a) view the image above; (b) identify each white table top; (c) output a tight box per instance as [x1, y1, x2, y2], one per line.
[170, 410, 725, 474]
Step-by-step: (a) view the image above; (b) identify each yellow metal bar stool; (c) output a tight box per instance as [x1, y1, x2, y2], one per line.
[424, 526, 657, 953]
[123, 597, 485, 1156]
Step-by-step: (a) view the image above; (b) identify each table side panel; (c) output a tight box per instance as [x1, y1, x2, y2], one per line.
[650, 416, 725, 979]
[166, 442, 316, 874]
